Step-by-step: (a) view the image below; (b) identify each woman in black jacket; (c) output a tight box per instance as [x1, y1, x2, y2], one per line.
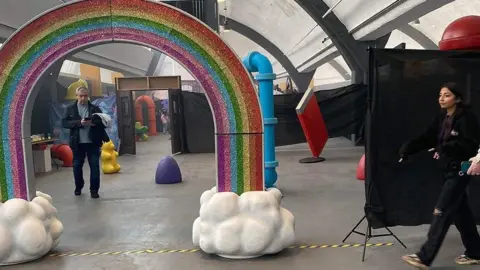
[400, 82, 480, 268]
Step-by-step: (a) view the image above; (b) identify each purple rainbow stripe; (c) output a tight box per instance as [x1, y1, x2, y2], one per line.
[0, 0, 264, 202]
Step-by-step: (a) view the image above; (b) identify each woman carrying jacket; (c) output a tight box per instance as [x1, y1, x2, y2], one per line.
[399, 82, 480, 269]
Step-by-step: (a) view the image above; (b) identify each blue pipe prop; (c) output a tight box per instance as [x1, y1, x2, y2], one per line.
[243, 52, 278, 189]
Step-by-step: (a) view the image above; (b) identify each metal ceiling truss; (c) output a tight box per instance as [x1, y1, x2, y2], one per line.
[219, 15, 314, 92]
[145, 51, 163, 76]
[0, 23, 15, 43]
[294, 0, 367, 83]
[1, 1, 440, 87]
[398, 24, 438, 50]
[294, 0, 391, 83]
[329, 59, 352, 80]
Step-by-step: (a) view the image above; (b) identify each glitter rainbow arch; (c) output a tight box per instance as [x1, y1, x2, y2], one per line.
[0, 0, 264, 202]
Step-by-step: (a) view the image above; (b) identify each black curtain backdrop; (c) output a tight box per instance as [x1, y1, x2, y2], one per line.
[366, 48, 480, 229]
[181, 84, 367, 153]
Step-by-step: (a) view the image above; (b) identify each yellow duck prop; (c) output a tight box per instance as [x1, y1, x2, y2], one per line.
[66, 79, 89, 100]
[101, 141, 121, 174]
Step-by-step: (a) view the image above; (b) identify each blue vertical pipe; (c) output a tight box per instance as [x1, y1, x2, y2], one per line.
[243, 51, 279, 189]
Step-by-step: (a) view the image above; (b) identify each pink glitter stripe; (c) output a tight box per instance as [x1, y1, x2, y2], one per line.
[224, 136, 232, 191]
[216, 135, 225, 191]
[216, 135, 232, 191]
[12, 139, 25, 199]
[10, 139, 19, 198]
[11, 32, 112, 147]
[10, 31, 113, 198]
[217, 138, 224, 191]
[10, 30, 113, 137]
[10, 28, 229, 197]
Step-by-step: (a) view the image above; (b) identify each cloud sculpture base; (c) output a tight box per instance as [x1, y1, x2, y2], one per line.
[0, 192, 63, 265]
[193, 187, 295, 259]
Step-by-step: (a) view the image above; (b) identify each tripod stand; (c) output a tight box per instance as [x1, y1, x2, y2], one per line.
[342, 215, 407, 261]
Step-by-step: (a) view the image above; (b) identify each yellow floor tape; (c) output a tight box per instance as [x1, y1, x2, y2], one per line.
[290, 243, 394, 249]
[48, 243, 394, 257]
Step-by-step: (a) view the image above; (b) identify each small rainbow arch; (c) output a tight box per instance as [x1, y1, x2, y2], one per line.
[0, 0, 264, 202]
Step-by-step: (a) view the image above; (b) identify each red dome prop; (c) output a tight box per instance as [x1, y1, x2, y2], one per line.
[439, 15, 480, 51]
[356, 154, 365, 181]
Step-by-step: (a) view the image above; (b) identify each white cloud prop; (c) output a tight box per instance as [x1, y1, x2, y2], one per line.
[193, 187, 295, 258]
[0, 191, 63, 265]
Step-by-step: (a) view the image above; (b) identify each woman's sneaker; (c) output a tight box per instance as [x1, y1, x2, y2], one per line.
[455, 255, 480, 265]
[402, 254, 429, 269]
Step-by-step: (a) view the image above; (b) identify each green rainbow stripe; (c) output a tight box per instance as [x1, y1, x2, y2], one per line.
[0, 0, 264, 202]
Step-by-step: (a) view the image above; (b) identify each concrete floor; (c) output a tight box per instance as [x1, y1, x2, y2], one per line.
[3, 135, 475, 269]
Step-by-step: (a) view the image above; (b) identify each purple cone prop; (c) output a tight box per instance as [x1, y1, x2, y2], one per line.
[155, 156, 182, 184]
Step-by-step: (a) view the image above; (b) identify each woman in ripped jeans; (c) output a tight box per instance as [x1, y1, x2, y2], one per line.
[399, 82, 480, 269]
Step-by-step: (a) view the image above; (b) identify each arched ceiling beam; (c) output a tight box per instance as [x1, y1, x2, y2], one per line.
[285, 44, 352, 80]
[219, 15, 313, 92]
[328, 59, 351, 81]
[293, 0, 367, 83]
[69, 52, 142, 76]
[1, 23, 145, 76]
[153, 53, 167, 76]
[352, 0, 453, 41]
[145, 51, 163, 76]
[298, 44, 338, 73]
[294, 0, 391, 83]
[0, 23, 15, 43]
[398, 24, 438, 50]
[278, 49, 350, 81]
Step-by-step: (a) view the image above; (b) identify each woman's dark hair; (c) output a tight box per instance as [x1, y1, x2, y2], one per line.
[441, 82, 462, 98]
[441, 82, 469, 109]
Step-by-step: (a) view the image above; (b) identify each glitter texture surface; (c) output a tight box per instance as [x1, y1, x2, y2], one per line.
[216, 134, 264, 195]
[112, 28, 228, 131]
[0, 0, 263, 202]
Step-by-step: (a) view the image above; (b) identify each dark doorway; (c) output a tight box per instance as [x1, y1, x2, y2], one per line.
[115, 76, 186, 156]
[169, 89, 186, 154]
[116, 90, 136, 155]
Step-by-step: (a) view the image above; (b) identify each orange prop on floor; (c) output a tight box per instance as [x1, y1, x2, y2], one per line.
[51, 144, 73, 167]
[135, 95, 158, 136]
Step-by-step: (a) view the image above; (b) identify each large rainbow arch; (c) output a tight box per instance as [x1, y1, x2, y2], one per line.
[0, 0, 264, 202]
